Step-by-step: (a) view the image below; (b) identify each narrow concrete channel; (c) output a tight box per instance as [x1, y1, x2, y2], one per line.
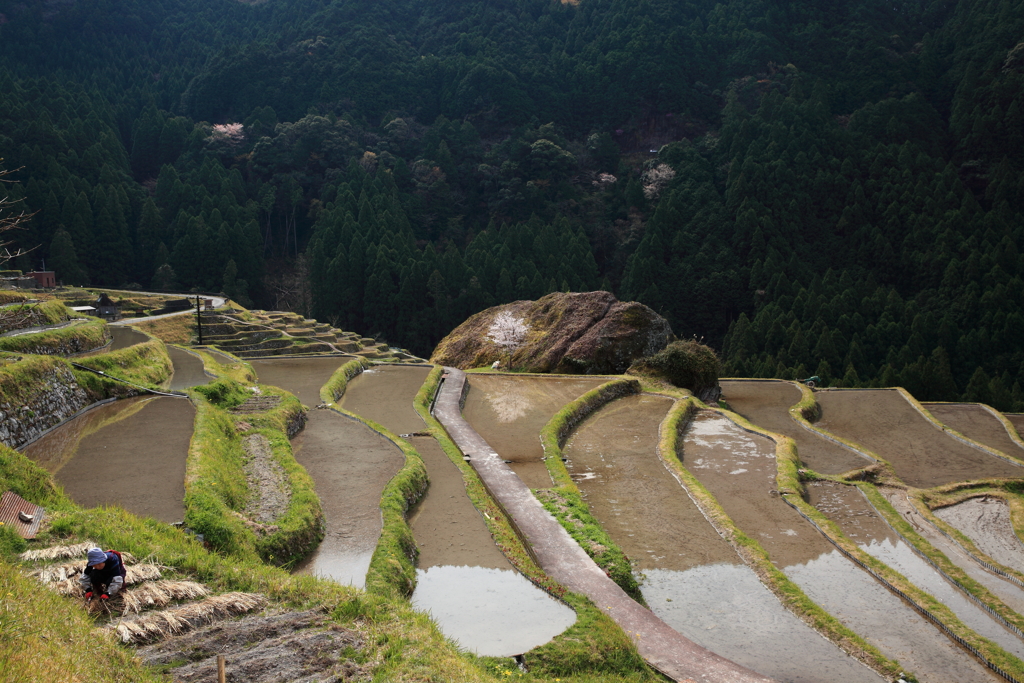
[682, 410, 998, 682]
[564, 394, 879, 682]
[924, 403, 1024, 459]
[462, 374, 607, 489]
[720, 380, 870, 474]
[251, 357, 404, 588]
[816, 390, 1024, 487]
[21, 396, 193, 523]
[436, 368, 774, 683]
[341, 365, 575, 656]
[936, 497, 1024, 575]
[810, 482, 1024, 661]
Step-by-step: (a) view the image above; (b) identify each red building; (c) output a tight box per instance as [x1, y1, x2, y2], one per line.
[27, 271, 55, 288]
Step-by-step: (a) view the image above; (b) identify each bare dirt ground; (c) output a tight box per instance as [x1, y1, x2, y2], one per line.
[138, 608, 371, 682]
[923, 403, 1024, 459]
[816, 390, 1024, 488]
[720, 381, 869, 474]
[241, 433, 290, 524]
[1009, 415, 1024, 440]
[338, 365, 431, 435]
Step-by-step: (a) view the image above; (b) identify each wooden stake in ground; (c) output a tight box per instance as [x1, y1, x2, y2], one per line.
[217, 655, 226, 683]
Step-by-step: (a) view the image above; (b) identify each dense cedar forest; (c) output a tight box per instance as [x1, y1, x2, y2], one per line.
[0, 0, 1023, 408]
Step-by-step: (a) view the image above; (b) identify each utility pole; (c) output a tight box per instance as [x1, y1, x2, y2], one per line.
[195, 295, 203, 345]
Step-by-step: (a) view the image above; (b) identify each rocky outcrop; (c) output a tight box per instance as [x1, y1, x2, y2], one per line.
[430, 291, 673, 374]
[0, 360, 91, 448]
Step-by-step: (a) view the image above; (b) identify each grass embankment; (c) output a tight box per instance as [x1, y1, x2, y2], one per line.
[0, 442, 503, 683]
[654, 397, 906, 680]
[72, 339, 174, 397]
[319, 357, 428, 598]
[0, 318, 107, 355]
[774, 385, 1024, 679]
[414, 366, 656, 680]
[538, 378, 644, 600]
[186, 366, 322, 567]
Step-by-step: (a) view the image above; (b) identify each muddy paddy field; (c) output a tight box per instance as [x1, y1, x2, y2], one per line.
[340, 365, 575, 656]
[22, 396, 193, 523]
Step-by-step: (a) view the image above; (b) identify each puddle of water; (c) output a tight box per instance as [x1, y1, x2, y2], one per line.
[816, 390, 1023, 488]
[411, 565, 576, 657]
[883, 489, 1024, 619]
[936, 498, 1024, 574]
[787, 548, 996, 682]
[683, 412, 997, 681]
[23, 396, 193, 523]
[721, 381, 870, 474]
[641, 565, 881, 682]
[339, 365, 431, 435]
[166, 346, 209, 391]
[463, 375, 607, 489]
[924, 404, 1024, 459]
[565, 394, 738, 571]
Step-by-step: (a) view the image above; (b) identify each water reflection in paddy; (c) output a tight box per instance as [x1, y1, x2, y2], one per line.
[683, 411, 996, 682]
[936, 497, 1024, 574]
[463, 375, 607, 489]
[564, 394, 877, 682]
[339, 365, 576, 654]
[811, 482, 1024, 661]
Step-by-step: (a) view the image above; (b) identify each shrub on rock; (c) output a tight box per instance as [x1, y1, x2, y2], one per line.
[628, 340, 721, 401]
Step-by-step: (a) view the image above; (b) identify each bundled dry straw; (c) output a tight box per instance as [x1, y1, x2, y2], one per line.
[19, 542, 96, 562]
[47, 564, 164, 596]
[120, 581, 209, 614]
[110, 592, 266, 644]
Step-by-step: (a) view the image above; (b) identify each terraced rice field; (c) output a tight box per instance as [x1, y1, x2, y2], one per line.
[462, 374, 607, 488]
[21, 396, 193, 523]
[924, 402, 1024, 459]
[251, 358, 404, 587]
[680, 410, 996, 681]
[340, 365, 576, 656]
[563, 394, 878, 682]
[816, 389, 1024, 487]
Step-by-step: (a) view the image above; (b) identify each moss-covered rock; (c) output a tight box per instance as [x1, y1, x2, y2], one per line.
[627, 340, 721, 401]
[430, 291, 673, 373]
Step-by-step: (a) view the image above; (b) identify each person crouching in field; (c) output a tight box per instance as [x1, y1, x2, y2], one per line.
[80, 548, 126, 600]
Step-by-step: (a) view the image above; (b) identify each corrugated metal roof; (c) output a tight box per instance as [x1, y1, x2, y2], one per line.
[0, 491, 43, 538]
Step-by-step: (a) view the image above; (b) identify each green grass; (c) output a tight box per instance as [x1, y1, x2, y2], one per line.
[184, 375, 322, 567]
[538, 378, 644, 599]
[0, 318, 107, 355]
[72, 339, 174, 395]
[320, 356, 372, 403]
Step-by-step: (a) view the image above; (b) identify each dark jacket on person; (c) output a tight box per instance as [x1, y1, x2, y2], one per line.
[82, 550, 126, 588]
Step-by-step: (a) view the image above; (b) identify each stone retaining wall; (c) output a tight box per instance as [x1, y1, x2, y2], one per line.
[0, 363, 90, 449]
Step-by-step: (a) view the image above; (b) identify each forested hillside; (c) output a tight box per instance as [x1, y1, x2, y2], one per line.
[0, 0, 1022, 408]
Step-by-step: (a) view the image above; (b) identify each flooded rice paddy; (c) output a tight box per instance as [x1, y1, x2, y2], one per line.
[816, 390, 1024, 487]
[935, 497, 1024, 574]
[462, 374, 607, 489]
[564, 394, 876, 682]
[252, 358, 404, 588]
[166, 346, 209, 391]
[811, 483, 1024, 661]
[924, 403, 1024, 459]
[681, 410, 996, 682]
[883, 489, 1024, 616]
[720, 380, 870, 474]
[22, 396, 193, 523]
[342, 366, 575, 656]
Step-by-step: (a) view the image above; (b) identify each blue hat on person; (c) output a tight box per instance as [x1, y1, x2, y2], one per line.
[86, 548, 107, 566]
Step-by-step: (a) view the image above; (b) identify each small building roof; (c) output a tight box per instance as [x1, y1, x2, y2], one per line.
[0, 490, 44, 538]
[69, 305, 96, 312]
